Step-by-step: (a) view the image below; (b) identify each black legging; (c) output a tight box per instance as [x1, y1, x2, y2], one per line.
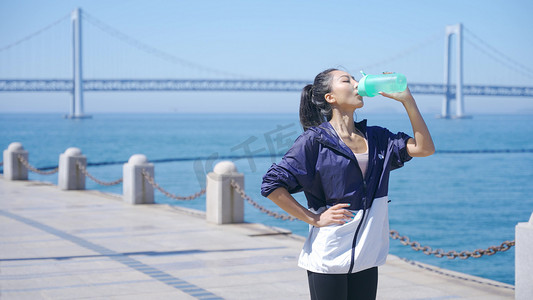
[307, 267, 378, 300]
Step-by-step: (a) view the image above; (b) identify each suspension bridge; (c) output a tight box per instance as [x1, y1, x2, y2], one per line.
[0, 8, 532, 119]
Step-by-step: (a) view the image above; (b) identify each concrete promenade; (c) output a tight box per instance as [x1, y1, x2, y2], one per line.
[0, 178, 514, 299]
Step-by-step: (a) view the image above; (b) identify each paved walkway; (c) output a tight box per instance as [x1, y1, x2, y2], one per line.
[0, 178, 514, 299]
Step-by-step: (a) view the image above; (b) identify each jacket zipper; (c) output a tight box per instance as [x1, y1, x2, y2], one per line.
[318, 123, 371, 274]
[347, 128, 370, 274]
[348, 179, 367, 273]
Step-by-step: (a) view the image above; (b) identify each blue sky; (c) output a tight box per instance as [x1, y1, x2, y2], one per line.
[0, 0, 532, 114]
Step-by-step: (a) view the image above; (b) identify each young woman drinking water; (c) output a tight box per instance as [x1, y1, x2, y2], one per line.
[261, 68, 434, 300]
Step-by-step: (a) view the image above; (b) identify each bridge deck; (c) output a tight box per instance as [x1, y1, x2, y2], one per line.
[0, 178, 514, 299]
[1, 79, 532, 96]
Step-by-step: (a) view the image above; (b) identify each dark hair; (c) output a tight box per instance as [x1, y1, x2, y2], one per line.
[299, 68, 337, 131]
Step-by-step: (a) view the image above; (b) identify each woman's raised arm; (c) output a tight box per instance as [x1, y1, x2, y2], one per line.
[380, 87, 435, 157]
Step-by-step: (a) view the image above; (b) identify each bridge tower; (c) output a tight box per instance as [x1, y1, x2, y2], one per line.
[441, 23, 467, 119]
[66, 8, 90, 119]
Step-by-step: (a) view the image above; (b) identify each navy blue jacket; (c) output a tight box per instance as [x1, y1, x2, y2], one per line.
[261, 120, 412, 211]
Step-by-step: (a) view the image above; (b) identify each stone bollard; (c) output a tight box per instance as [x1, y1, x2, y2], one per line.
[206, 161, 244, 224]
[58, 147, 87, 190]
[516, 212, 533, 300]
[123, 154, 154, 205]
[2, 142, 29, 180]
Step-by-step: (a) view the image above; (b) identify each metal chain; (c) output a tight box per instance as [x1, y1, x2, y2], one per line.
[141, 169, 205, 201]
[17, 155, 58, 175]
[230, 179, 298, 221]
[229, 180, 516, 257]
[76, 162, 123, 186]
[389, 230, 515, 259]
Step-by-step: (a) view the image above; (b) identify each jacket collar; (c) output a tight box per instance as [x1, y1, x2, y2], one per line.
[313, 119, 368, 158]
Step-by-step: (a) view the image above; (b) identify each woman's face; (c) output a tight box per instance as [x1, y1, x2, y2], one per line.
[326, 70, 364, 110]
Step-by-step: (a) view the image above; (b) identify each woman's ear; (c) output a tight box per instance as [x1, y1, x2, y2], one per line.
[325, 93, 335, 104]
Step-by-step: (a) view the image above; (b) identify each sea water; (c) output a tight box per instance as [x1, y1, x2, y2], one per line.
[1, 112, 532, 285]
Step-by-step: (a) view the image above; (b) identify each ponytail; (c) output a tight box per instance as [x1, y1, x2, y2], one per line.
[299, 68, 337, 131]
[299, 84, 324, 131]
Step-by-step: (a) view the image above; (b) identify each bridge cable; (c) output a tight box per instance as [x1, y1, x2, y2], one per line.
[0, 13, 70, 52]
[464, 37, 533, 80]
[463, 26, 533, 79]
[355, 31, 442, 72]
[81, 11, 250, 79]
[463, 26, 533, 75]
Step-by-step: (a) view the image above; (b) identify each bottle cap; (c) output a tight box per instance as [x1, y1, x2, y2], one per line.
[357, 70, 368, 97]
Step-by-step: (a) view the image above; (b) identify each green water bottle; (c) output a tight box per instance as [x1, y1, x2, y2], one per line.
[357, 71, 407, 97]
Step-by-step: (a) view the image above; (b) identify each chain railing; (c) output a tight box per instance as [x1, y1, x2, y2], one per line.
[389, 230, 515, 259]
[230, 179, 516, 259]
[17, 154, 59, 175]
[76, 161, 123, 186]
[230, 179, 298, 221]
[141, 169, 205, 201]
[8, 151, 520, 260]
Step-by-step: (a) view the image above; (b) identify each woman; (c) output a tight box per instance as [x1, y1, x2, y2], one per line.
[260, 68, 435, 300]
